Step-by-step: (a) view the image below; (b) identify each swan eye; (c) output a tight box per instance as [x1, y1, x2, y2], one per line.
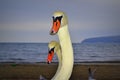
[49, 47, 55, 54]
[52, 16, 63, 22]
[51, 47, 55, 51]
[56, 16, 63, 22]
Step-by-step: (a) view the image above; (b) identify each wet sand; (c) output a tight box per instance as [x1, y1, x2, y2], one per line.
[0, 62, 120, 80]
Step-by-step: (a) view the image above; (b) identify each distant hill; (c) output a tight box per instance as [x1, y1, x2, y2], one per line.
[82, 36, 120, 43]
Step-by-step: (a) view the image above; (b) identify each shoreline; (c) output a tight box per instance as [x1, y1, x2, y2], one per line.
[0, 61, 120, 65]
[0, 62, 120, 80]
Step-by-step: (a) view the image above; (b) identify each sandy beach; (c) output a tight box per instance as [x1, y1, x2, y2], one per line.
[0, 62, 120, 80]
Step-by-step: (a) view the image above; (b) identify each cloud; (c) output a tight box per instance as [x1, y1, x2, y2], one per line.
[0, 21, 51, 31]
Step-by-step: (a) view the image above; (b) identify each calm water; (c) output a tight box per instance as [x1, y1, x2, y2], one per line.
[0, 43, 120, 63]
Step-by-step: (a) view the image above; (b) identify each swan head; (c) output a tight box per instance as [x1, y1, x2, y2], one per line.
[50, 11, 68, 35]
[47, 41, 60, 64]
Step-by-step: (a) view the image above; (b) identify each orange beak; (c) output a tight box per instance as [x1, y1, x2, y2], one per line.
[47, 49, 54, 64]
[50, 19, 61, 35]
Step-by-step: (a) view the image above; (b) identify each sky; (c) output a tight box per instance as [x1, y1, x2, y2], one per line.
[0, 0, 120, 43]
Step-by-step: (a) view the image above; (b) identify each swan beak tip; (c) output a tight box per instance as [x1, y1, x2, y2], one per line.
[47, 61, 51, 64]
[50, 31, 57, 35]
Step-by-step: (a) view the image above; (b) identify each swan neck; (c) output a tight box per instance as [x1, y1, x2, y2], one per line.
[55, 24, 74, 80]
[56, 49, 62, 65]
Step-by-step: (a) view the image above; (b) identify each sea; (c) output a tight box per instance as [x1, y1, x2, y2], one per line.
[0, 43, 120, 63]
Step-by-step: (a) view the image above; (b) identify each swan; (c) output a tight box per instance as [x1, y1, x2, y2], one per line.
[40, 41, 61, 80]
[49, 11, 74, 80]
[47, 41, 62, 79]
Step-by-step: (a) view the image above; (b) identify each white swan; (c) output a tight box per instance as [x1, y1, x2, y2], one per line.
[50, 11, 74, 80]
[47, 41, 62, 79]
